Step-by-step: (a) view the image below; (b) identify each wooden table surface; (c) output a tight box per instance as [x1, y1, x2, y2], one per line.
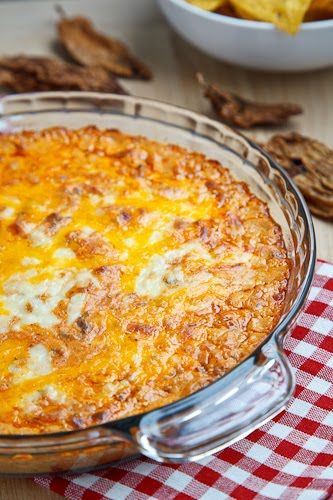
[0, 0, 332, 498]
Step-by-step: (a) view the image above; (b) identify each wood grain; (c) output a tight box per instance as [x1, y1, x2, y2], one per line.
[0, 479, 61, 500]
[0, 0, 332, 498]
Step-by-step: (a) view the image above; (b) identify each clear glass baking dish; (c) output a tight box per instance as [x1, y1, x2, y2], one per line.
[0, 92, 316, 474]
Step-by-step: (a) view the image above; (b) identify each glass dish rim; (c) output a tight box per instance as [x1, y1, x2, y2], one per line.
[0, 91, 316, 441]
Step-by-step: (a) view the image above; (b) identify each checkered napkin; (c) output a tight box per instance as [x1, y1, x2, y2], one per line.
[34, 260, 333, 500]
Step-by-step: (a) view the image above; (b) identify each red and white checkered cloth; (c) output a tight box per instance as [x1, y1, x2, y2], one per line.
[34, 260, 333, 500]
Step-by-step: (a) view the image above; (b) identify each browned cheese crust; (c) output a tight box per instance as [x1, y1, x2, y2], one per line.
[0, 126, 290, 433]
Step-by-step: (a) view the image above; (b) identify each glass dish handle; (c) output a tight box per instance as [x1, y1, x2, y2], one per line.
[134, 339, 294, 462]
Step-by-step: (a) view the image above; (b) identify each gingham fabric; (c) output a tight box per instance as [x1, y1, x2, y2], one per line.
[34, 260, 333, 500]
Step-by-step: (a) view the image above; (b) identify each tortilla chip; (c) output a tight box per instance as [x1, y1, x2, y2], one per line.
[187, 0, 226, 11]
[229, 0, 312, 34]
[215, 3, 238, 17]
[305, 0, 333, 20]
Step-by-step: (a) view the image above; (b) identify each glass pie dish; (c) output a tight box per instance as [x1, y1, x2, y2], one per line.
[0, 92, 315, 474]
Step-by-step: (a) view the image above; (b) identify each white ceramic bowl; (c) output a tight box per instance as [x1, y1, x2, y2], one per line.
[157, 0, 333, 72]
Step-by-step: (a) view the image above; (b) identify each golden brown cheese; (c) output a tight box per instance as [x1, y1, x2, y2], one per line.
[0, 126, 289, 434]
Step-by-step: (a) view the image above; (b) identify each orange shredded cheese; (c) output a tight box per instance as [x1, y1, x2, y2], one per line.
[0, 126, 289, 433]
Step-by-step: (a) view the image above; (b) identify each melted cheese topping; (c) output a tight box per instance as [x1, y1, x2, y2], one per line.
[0, 268, 96, 333]
[135, 242, 212, 297]
[0, 126, 289, 434]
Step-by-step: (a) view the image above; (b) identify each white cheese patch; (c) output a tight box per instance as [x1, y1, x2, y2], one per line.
[160, 187, 189, 200]
[164, 266, 184, 286]
[9, 344, 53, 383]
[103, 194, 116, 205]
[9, 160, 20, 171]
[134, 182, 154, 201]
[135, 242, 212, 297]
[136, 254, 169, 297]
[197, 186, 210, 203]
[136, 212, 174, 245]
[81, 226, 94, 236]
[89, 194, 101, 206]
[148, 222, 173, 245]
[19, 384, 66, 413]
[75, 269, 99, 288]
[44, 384, 67, 404]
[21, 257, 41, 266]
[119, 251, 129, 261]
[0, 268, 98, 333]
[124, 237, 136, 247]
[20, 221, 35, 234]
[32, 203, 49, 214]
[28, 226, 53, 247]
[0, 316, 9, 333]
[149, 230, 164, 244]
[217, 249, 253, 266]
[16, 221, 53, 247]
[19, 390, 41, 413]
[104, 379, 130, 399]
[67, 292, 86, 325]
[53, 247, 76, 260]
[0, 207, 15, 219]
[26, 344, 53, 378]
[140, 212, 159, 227]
